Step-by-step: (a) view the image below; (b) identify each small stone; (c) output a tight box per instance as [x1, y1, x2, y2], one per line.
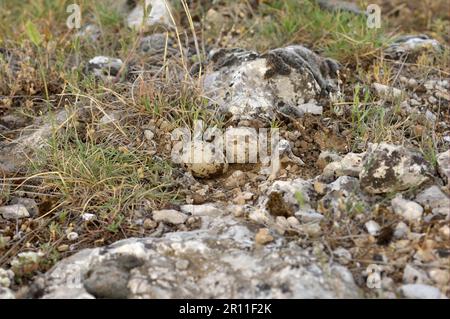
[428, 96, 437, 105]
[394, 222, 409, 239]
[225, 170, 247, 189]
[372, 83, 404, 101]
[317, 151, 342, 171]
[255, 228, 274, 245]
[10, 198, 38, 217]
[403, 264, 430, 284]
[175, 259, 189, 270]
[87, 56, 123, 81]
[313, 181, 327, 195]
[407, 78, 418, 88]
[57, 244, 69, 252]
[152, 209, 188, 225]
[81, 213, 96, 222]
[301, 223, 322, 237]
[391, 196, 423, 222]
[66, 232, 79, 241]
[399, 284, 444, 299]
[436, 150, 450, 184]
[295, 211, 324, 223]
[333, 247, 352, 265]
[323, 152, 364, 178]
[365, 220, 381, 236]
[144, 130, 154, 141]
[415, 185, 449, 216]
[0, 204, 30, 220]
[428, 269, 449, 286]
[143, 218, 157, 230]
[84, 263, 130, 299]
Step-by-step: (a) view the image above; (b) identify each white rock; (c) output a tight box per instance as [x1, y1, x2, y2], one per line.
[297, 103, 323, 115]
[323, 152, 364, 178]
[400, 284, 445, 299]
[67, 232, 79, 241]
[295, 210, 324, 222]
[87, 56, 123, 81]
[403, 264, 430, 284]
[0, 204, 30, 220]
[152, 209, 188, 225]
[365, 220, 381, 236]
[180, 204, 222, 217]
[81, 213, 96, 221]
[391, 196, 423, 222]
[144, 130, 154, 141]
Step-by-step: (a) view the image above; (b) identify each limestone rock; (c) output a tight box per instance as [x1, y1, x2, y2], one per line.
[40, 214, 362, 298]
[359, 143, 431, 194]
[203, 46, 340, 123]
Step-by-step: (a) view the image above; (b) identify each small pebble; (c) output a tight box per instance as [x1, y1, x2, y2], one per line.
[255, 228, 274, 245]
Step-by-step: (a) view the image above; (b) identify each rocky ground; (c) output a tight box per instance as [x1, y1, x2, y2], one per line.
[0, 0, 449, 299]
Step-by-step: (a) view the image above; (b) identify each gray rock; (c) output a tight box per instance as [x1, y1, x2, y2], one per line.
[436, 150, 450, 184]
[203, 46, 340, 123]
[399, 284, 445, 299]
[317, 0, 363, 14]
[323, 152, 364, 178]
[0, 204, 30, 220]
[84, 262, 130, 299]
[415, 185, 450, 217]
[40, 213, 363, 298]
[372, 83, 404, 102]
[87, 56, 123, 81]
[333, 247, 352, 265]
[385, 35, 442, 60]
[359, 143, 431, 194]
[365, 220, 381, 236]
[139, 33, 171, 54]
[10, 197, 38, 217]
[152, 209, 188, 225]
[0, 110, 69, 174]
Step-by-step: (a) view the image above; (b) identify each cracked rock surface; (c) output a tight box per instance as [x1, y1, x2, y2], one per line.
[39, 207, 362, 299]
